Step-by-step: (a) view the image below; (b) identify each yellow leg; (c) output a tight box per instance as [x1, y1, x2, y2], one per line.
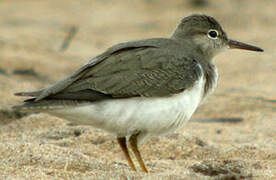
[129, 133, 148, 173]
[117, 137, 136, 171]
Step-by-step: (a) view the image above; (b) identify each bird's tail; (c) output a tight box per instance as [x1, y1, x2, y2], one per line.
[13, 90, 92, 111]
[13, 89, 97, 111]
[13, 98, 90, 112]
[13, 90, 44, 111]
[14, 90, 43, 98]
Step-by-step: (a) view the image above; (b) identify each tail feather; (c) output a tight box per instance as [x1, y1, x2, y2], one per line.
[13, 89, 111, 112]
[24, 98, 36, 102]
[14, 90, 43, 97]
[12, 99, 91, 112]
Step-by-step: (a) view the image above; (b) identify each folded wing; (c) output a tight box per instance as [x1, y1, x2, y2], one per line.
[15, 38, 202, 103]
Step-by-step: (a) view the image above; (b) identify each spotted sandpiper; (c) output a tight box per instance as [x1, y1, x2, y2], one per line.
[13, 14, 263, 173]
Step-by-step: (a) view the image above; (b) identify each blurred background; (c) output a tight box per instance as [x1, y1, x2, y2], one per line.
[0, 0, 275, 179]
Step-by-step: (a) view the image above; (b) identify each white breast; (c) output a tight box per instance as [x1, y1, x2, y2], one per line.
[49, 73, 206, 139]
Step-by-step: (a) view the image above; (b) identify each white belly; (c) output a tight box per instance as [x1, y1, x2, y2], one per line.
[48, 75, 206, 139]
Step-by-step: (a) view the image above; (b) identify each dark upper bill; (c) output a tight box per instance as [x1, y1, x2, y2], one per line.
[228, 39, 264, 52]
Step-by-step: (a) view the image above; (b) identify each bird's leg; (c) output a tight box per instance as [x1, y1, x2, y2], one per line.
[129, 133, 148, 173]
[117, 137, 136, 171]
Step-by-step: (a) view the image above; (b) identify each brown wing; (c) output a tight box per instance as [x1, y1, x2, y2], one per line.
[15, 38, 202, 102]
[62, 47, 202, 98]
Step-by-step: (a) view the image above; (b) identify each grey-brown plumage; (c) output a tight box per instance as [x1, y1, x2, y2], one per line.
[13, 14, 263, 173]
[17, 39, 204, 103]
[15, 15, 232, 105]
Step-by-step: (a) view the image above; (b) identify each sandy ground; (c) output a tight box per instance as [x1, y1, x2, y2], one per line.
[0, 0, 275, 179]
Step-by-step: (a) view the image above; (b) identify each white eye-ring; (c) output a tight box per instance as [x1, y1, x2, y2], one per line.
[207, 29, 219, 39]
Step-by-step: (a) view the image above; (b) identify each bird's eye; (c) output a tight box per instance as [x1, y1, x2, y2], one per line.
[207, 29, 219, 39]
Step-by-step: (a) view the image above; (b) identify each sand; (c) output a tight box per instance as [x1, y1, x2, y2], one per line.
[0, 0, 275, 179]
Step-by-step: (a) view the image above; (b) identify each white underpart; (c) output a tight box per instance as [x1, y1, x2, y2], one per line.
[48, 66, 215, 144]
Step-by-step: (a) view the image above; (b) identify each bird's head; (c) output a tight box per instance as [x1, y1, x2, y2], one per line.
[171, 14, 263, 60]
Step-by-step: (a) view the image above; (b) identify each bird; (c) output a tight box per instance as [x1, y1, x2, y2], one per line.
[13, 14, 263, 173]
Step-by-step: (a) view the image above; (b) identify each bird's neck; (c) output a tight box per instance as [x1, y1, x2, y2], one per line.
[198, 58, 218, 99]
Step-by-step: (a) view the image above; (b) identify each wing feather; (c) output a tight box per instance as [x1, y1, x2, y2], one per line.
[15, 38, 203, 102]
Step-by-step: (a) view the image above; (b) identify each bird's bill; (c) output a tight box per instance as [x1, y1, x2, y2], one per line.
[228, 39, 263, 52]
